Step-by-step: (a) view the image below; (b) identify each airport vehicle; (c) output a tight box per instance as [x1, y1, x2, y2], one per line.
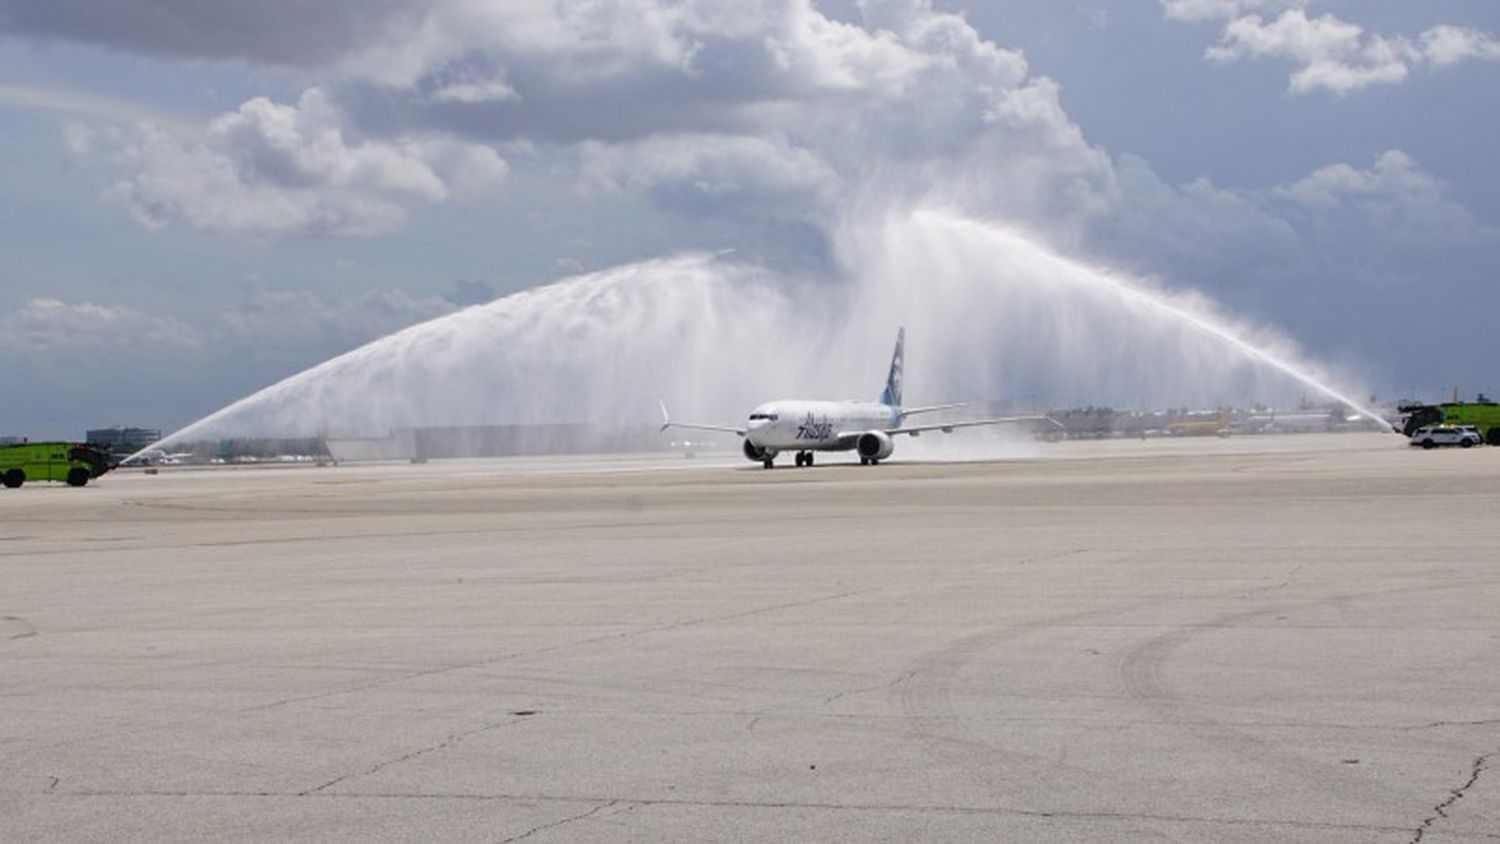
[1408, 425, 1481, 450]
[1166, 410, 1232, 437]
[660, 328, 1054, 468]
[0, 442, 114, 488]
[1399, 399, 1500, 445]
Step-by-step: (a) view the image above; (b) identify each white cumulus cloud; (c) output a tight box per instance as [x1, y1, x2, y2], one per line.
[61, 0, 1117, 243]
[1421, 25, 1500, 67]
[87, 87, 506, 236]
[0, 298, 200, 363]
[580, 133, 841, 220]
[1274, 150, 1499, 245]
[1169, 5, 1500, 95]
[1207, 9, 1411, 95]
[1160, 0, 1303, 23]
[15, 0, 1498, 290]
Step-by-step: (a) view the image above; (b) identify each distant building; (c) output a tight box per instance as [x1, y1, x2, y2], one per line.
[326, 424, 671, 462]
[86, 427, 161, 451]
[0, 436, 27, 446]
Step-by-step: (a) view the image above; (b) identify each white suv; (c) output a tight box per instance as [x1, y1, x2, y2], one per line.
[1410, 425, 1482, 449]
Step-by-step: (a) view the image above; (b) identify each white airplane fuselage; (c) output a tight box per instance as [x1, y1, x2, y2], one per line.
[745, 400, 899, 454]
[660, 327, 1053, 468]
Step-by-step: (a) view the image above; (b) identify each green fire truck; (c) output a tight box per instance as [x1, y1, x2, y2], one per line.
[1399, 399, 1500, 445]
[0, 442, 114, 488]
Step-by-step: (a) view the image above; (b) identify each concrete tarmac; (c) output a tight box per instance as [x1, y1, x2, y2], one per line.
[2, 433, 1498, 842]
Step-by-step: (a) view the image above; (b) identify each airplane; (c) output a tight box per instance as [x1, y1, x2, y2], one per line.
[128, 447, 197, 466]
[659, 327, 1057, 468]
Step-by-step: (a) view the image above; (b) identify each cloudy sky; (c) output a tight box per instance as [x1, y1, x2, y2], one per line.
[2, 0, 1497, 437]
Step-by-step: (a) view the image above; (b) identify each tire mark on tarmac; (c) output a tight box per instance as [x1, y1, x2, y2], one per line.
[1, 615, 37, 640]
[1399, 719, 1500, 732]
[887, 548, 1175, 786]
[498, 799, 623, 843]
[0, 522, 688, 557]
[0, 510, 877, 558]
[300, 716, 529, 796]
[39, 787, 1472, 838]
[892, 589, 1176, 783]
[243, 587, 876, 712]
[1117, 579, 1500, 816]
[890, 575, 1500, 823]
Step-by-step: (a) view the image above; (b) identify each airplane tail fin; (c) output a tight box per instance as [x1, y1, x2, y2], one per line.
[879, 327, 905, 408]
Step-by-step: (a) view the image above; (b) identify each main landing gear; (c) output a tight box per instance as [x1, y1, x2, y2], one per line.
[761, 452, 828, 469]
[859, 457, 880, 466]
[764, 452, 818, 469]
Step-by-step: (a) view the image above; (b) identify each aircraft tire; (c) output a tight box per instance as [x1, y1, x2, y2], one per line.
[67, 467, 90, 487]
[805, 452, 814, 467]
[3, 469, 24, 489]
[794, 452, 805, 467]
[763, 458, 774, 469]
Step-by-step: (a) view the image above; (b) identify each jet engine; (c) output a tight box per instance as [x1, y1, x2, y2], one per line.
[743, 439, 769, 462]
[856, 431, 894, 463]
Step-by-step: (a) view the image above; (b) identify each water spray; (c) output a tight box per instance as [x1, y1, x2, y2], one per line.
[129, 206, 1395, 463]
[902, 210, 1392, 430]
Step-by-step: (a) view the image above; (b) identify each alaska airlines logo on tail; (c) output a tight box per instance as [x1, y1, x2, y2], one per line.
[796, 413, 834, 440]
[881, 326, 905, 408]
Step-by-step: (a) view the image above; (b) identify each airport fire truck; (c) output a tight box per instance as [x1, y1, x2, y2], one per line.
[1399, 398, 1500, 446]
[0, 442, 114, 488]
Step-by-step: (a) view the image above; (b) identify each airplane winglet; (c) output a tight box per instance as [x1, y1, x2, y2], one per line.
[656, 404, 748, 437]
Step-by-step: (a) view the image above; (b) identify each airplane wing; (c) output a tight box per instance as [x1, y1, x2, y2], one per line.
[897, 402, 972, 418]
[882, 415, 1063, 437]
[659, 401, 746, 437]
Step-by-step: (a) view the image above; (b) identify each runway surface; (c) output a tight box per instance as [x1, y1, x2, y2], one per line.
[3, 433, 1498, 841]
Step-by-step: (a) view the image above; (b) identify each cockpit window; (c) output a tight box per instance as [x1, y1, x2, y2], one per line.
[748, 413, 779, 421]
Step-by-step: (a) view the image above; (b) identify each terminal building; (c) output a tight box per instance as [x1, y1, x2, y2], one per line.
[86, 427, 162, 452]
[326, 424, 670, 462]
